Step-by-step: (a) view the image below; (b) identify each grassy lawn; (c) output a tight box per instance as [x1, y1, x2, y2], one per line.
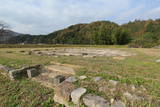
[0, 46, 160, 106]
[0, 73, 55, 107]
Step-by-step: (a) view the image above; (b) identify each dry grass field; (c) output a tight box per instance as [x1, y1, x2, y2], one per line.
[0, 45, 160, 107]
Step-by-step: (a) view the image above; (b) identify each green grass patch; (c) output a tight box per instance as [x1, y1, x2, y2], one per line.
[0, 74, 55, 107]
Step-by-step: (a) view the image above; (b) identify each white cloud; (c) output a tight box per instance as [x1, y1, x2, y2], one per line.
[0, 0, 159, 34]
[115, 5, 145, 24]
[142, 7, 160, 19]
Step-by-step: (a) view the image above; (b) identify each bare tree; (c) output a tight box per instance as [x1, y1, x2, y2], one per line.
[0, 21, 10, 43]
[0, 21, 10, 36]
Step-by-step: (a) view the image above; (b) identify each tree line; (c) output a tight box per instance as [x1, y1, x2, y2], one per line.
[1, 19, 160, 48]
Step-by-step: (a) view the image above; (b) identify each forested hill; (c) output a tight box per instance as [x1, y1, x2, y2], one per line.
[6, 21, 130, 45]
[0, 30, 22, 43]
[5, 19, 160, 47]
[122, 19, 160, 47]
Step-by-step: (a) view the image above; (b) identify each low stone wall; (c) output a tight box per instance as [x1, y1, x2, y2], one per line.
[0, 64, 10, 72]
[53, 76, 125, 107]
[9, 65, 41, 80]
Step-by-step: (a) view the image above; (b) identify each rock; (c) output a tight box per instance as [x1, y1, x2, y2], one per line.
[71, 88, 87, 104]
[99, 86, 108, 92]
[79, 75, 87, 80]
[82, 53, 88, 56]
[140, 85, 147, 91]
[123, 92, 141, 101]
[53, 75, 65, 85]
[28, 51, 32, 55]
[6, 51, 13, 53]
[130, 85, 136, 91]
[27, 68, 39, 78]
[37, 51, 42, 54]
[83, 94, 109, 107]
[9, 65, 41, 80]
[65, 76, 77, 83]
[111, 100, 125, 107]
[0, 65, 10, 72]
[109, 80, 119, 86]
[123, 92, 133, 100]
[9, 69, 27, 80]
[46, 52, 54, 56]
[64, 53, 72, 56]
[110, 98, 114, 104]
[64, 53, 74, 56]
[19, 50, 25, 53]
[83, 55, 96, 58]
[156, 59, 160, 63]
[93, 77, 102, 82]
[54, 81, 76, 106]
[110, 88, 116, 92]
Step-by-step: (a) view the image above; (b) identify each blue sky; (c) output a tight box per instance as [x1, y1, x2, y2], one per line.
[0, 0, 160, 34]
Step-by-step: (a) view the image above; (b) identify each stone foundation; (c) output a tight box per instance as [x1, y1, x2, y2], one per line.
[9, 65, 41, 80]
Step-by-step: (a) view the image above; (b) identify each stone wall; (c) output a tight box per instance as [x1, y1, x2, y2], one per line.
[9, 65, 41, 80]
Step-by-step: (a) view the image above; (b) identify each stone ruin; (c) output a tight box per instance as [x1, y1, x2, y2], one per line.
[9, 65, 41, 80]
[19, 48, 136, 58]
[0, 63, 149, 107]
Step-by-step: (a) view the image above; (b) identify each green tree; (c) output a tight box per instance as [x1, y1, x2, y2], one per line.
[112, 28, 131, 45]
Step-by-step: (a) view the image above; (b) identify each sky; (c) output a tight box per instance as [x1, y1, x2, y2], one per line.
[0, 0, 160, 35]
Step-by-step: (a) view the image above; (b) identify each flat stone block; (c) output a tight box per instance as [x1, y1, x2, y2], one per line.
[53, 75, 65, 85]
